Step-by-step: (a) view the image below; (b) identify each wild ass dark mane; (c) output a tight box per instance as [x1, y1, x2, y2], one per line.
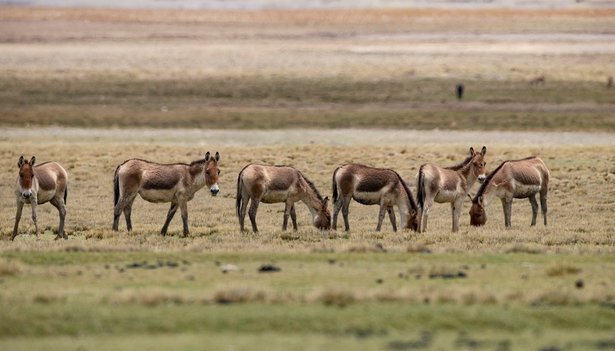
[299, 170, 325, 202]
[445, 155, 473, 171]
[395, 171, 418, 212]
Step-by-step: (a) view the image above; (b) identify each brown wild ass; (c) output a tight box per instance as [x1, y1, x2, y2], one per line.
[13, 156, 68, 240]
[332, 164, 419, 232]
[236, 164, 331, 232]
[416, 146, 487, 232]
[113, 152, 220, 236]
[469, 156, 549, 228]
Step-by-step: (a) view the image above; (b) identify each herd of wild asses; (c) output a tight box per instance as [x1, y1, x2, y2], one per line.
[11, 147, 550, 240]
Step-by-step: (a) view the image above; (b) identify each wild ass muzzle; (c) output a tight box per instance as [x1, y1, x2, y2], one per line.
[13, 156, 68, 241]
[236, 164, 331, 232]
[112, 152, 220, 236]
[332, 164, 419, 232]
[469, 156, 549, 228]
[416, 146, 487, 232]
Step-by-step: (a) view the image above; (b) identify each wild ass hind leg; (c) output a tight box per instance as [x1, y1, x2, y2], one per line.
[387, 207, 397, 232]
[122, 195, 137, 232]
[529, 194, 539, 226]
[420, 199, 434, 233]
[113, 191, 136, 231]
[248, 198, 260, 233]
[239, 190, 250, 232]
[50, 196, 67, 240]
[11, 200, 24, 241]
[540, 190, 548, 226]
[332, 192, 343, 230]
[160, 202, 178, 235]
[282, 202, 292, 231]
[290, 204, 298, 231]
[341, 196, 352, 232]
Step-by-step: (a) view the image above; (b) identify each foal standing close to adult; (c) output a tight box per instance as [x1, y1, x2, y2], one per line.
[113, 152, 221, 236]
[236, 164, 331, 232]
[416, 146, 487, 232]
[13, 156, 68, 240]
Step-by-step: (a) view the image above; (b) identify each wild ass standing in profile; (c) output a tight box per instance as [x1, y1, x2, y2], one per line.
[13, 156, 68, 241]
[113, 152, 221, 236]
[416, 146, 487, 232]
[469, 156, 549, 228]
[236, 164, 331, 232]
[332, 164, 419, 232]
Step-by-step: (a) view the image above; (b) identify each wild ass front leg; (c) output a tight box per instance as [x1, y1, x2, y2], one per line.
[501, 197, 513, 228]
[30, 196, 39, 238]
[11, 201, 24, 241]
[451, 198, 464, 232]
[180, 201, 189, 236]
[160, 202, 178, 235]
[387, 207, 397, 232]
[376, 204, 387, 231]
[290, 204, 298, 231]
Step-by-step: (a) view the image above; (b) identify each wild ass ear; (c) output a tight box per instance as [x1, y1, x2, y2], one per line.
[214, 151, 220, 161]
[469, 147, 475, 155]
[477, 195, 484, 205]
[322, 196, 329, 207]
[481, 146, 487, 156]
[204, 151, 210, 161]
[29, 156, 36, 166]
[467, 194, 473, 201]
[18, 155, 25, 168]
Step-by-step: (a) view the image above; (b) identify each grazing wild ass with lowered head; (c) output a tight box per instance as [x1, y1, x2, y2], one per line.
[236, 164, 331, 232]
[332, 164, 419, 232]
[113, 152, 220, 236]
[416, 146, 487, 232]
[469, 156, 549, 228]
[13, 156, 68, 241]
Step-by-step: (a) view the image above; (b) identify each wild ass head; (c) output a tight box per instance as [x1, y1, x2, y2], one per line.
[468, 194, 487, 226]
[204, 151, 221, 196]
[406, 208, 419, 232]
[469, 146, 487, 183]
[314, 196, 332, 230]
[17, 155, 36, 200]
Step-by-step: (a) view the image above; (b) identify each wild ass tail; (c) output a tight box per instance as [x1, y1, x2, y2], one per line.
[236, 168, 245, 218]
[417, 165, 426, 210]
[64, 186, 68, 205]
[113, 165, 120, 207]
[332, 167, 340, 204]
